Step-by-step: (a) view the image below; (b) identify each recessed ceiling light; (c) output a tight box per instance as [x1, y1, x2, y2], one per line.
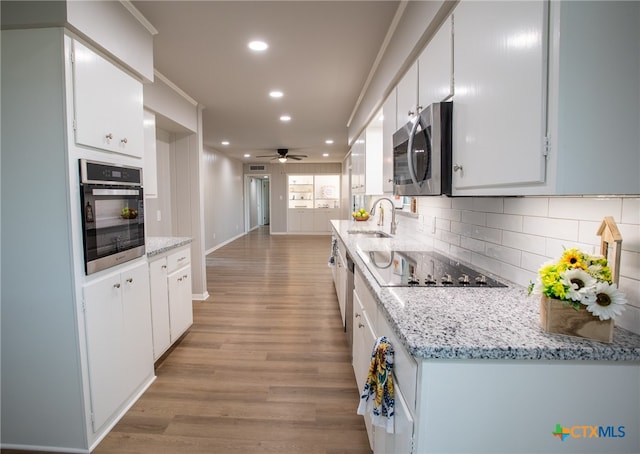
[280, 115, 291, 122]
[269, 90, 283, 98]
[221, 141, 230, 146]
[323, 153, 329, 157]
[248, 40, 268, 51]
[244, 154, 251, 158]
[325, 139, 334, 145]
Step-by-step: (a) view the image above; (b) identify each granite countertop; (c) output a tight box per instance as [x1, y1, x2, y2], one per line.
[146, 236, 193, 258]
[331, 220, 640, 361]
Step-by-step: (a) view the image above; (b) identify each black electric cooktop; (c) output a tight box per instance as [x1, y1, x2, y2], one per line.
[357, 249, 506, 288]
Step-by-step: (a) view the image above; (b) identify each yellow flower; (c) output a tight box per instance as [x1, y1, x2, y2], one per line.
[560, 248, 587, 270]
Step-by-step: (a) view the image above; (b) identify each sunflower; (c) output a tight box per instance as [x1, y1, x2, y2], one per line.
[561, 268, 597, 303]
[583, 282, 627, 321]
[559, 248, 587, 270]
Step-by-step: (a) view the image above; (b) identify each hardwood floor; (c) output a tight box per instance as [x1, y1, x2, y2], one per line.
[91, 228, 370, 453]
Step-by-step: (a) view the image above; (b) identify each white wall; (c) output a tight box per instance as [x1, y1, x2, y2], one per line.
[406, 195, 640, 335]
[203, 146, 245, 252]
[145, 128, 174, 236]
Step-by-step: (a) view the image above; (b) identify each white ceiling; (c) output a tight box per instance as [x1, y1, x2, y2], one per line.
[132, 1, 400, 164]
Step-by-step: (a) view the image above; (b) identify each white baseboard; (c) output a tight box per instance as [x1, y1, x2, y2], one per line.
[205, 232, 246, 256]
[192, 291, 209, 301]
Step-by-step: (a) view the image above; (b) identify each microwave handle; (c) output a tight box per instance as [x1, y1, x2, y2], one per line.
[406, 116, 424, 191]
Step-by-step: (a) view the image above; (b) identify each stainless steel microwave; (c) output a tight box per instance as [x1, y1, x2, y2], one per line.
[393, 101, 452, 196]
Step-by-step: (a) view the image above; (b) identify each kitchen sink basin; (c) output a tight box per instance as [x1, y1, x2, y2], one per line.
[346, 230, 392, 238]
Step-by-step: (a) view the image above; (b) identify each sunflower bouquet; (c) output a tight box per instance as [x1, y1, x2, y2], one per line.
[528, 248, 627, 321]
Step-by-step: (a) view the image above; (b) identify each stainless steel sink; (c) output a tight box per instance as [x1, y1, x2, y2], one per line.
[346, 230, 392, 238]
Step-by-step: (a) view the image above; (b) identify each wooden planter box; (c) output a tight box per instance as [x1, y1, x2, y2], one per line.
[540, 296, 614, 343]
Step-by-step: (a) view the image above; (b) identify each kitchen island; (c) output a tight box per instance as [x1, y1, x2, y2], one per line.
[332, 220, 640, 454]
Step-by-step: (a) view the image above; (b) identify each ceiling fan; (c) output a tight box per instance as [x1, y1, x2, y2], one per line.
[256, 148, 307, 163]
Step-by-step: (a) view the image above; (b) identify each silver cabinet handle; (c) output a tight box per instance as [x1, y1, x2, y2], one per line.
[183, 274, 188, 279]
[161, 265, 167, 269]
[120, 138, 128, 144]
[113, 283, 120, 289]
[358, 323, 365, 329]
[355, 312, 361, 318]
[454, 164, 463, 172]
[125, 278, 133, 284]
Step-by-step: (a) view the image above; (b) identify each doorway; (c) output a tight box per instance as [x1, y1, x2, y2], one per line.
[244, 175, 270, 232]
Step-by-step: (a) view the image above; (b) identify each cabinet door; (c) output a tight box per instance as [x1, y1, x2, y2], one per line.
[168, 266, 193, 341]
[83, 273, 129, 432]
[382, 91, 396, 193]
[120, 262, 154, 394]
[396, 62, 418, 126]
[149, 258, 171, 359]
[382, 385, 414, 454]
[452, 1, 546, 191]
[418, 16, 453, 108]
[72, 40, 143, 157]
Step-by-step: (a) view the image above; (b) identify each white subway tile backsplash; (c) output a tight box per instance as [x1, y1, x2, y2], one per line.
[409, 194, 639, 335]
[545, 238, 595, 258]
[577, 220, 602, 246]
[461, 210, 486, 226]
[616, 305, 640, 337]
[618, 223, 640, 253]
[502, 231, 546, 255]
[485, 243, 521, 266]
[471, 197, 504, 214]
[621, 197, 640, 224]
[486, 213, 523, 232]
[548, 197, 622, 221]
[504, 197, 549, 217]
[620, 250, 639, 281]
[523, 216, 579, 242]
[451, 197, 474, 211]
[521, 251, 550, 273]
[460, 236, 486, 253]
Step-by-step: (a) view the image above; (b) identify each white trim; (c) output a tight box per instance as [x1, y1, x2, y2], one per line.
[204, 232, 246, 256]
[120, 1, 159, 35]
[192, 291, 210, 301]
[153, 70, 199, 106]
[88, 375, 156, 452]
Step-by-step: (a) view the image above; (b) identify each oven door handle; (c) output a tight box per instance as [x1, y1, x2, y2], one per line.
[406, 114, 425, 191]
[92, 188, 140, 196]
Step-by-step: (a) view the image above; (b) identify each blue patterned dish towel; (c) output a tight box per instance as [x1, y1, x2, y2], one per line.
[357, 336, 395, 433]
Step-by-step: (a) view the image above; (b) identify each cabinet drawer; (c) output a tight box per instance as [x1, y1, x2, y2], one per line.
[355, 269, 378, 317]
[167, 247, 190, 273]
[377, 312, 417, 415]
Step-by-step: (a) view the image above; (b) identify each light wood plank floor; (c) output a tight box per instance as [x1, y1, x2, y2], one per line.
[92, 228, 370, 453]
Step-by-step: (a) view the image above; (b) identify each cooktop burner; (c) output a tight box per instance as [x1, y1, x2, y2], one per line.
[357, 249, 507, 288]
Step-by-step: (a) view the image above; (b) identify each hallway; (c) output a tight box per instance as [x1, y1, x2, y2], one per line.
[93, 228, 371, 453]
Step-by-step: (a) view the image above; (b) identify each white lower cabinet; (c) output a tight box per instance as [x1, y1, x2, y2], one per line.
[353, 269, 416, 453]
[148, 245, 193, 360]
[82, 260, 154, 433]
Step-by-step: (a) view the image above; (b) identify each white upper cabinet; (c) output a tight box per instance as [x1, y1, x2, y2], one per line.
[72, 40, 144, 158]
[452, 1, 547, 193]
[382, 91, 397, 194]
[418, 16, 453, 108]
[396, 62, 419, 127]
[547, 1, 640, 195]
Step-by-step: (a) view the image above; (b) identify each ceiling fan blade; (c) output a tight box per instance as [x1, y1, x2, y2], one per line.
[288, 156, 303, 160]
[288, 154, 308, 158]
[256, 154, 278, 158]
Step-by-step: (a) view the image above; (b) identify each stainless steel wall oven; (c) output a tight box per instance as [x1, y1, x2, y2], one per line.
[79, 159, 145, 275]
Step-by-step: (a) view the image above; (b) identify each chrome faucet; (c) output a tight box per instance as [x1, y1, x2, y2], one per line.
[370, 197, 398, 235]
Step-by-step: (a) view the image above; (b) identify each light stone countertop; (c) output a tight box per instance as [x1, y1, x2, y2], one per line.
[146, 236, 193, 258]
[331, 220, 640, 361]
